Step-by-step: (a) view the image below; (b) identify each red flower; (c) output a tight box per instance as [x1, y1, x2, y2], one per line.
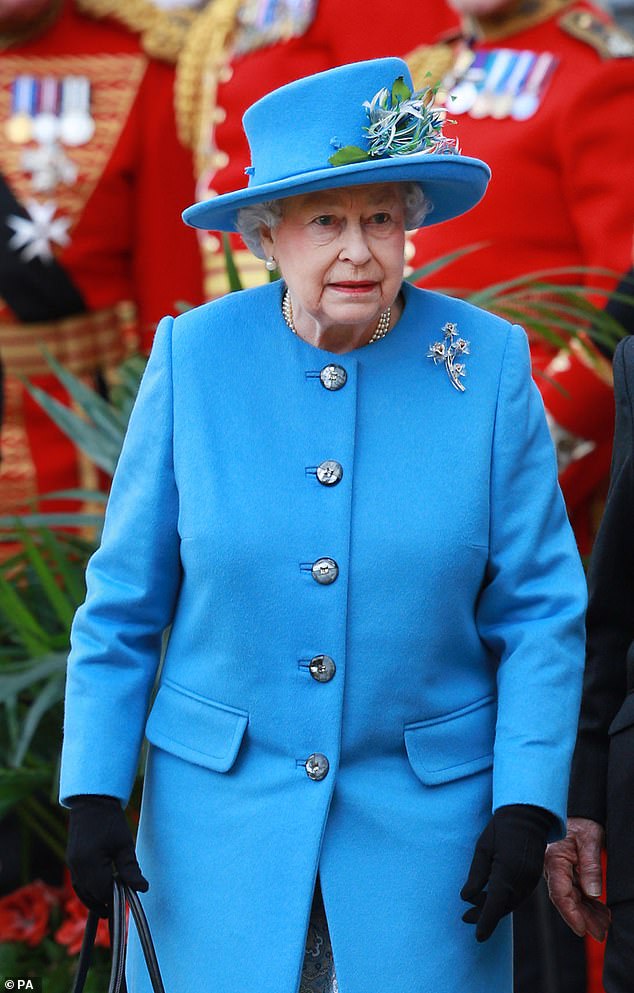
[55, 888, 110, 956]
[0, 880, 58, 947]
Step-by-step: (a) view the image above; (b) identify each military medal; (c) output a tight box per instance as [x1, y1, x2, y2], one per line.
[512, 52, 558, 121]
[59, 76, 95, 146]
[447, 51, 488, 115]
[6, 76, 36, 145]
[491, 50, 536, 119]
[32, 76, 60, 145]
[235, 0, 317, 55]
[22, 142, 78, 193]
[6, 199, 71, 263]
[470, 49, 515, 119]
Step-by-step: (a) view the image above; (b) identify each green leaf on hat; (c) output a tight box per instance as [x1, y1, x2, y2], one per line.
[391, 76, 412, 104]
[328, 145, 373, 166]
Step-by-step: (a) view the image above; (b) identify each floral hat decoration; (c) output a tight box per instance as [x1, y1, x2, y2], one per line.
[183, 57, 491, 233]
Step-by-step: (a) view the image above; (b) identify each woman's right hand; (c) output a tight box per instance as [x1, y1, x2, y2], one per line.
[67, 794, 149, 917]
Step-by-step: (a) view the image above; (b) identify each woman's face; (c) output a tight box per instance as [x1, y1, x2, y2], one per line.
[261, 183, 406, 342]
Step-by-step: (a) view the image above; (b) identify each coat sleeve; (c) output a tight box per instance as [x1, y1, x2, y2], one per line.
[475, 323, 587, 836]
[568, 336, 634, 825]
[60, 315, 181, 805]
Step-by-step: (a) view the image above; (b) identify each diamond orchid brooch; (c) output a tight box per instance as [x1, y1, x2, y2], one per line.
[427, 323, 470, 392]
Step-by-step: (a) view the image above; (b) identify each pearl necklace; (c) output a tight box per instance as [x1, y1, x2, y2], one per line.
[282, 289, 392, 345]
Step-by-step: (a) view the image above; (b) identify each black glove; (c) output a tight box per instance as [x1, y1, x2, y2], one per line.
[460, 803, 556, 942]
[67, 794, 149, 917]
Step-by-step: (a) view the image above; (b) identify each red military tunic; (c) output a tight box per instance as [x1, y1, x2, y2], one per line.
[403, 0, 634, 551]
[0, 0, 204, 514]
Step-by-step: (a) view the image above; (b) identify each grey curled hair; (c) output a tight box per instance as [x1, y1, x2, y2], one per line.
[236, 182, 433, 260]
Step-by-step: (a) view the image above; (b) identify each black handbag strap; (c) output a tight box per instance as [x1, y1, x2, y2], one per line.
[71, 881, 166, 993]
[125, 886, 166, 993]
[108, 879, 127, 993]
[70, 907, 99, 993]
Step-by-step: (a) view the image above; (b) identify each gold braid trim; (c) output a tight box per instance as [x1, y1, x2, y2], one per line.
[405, 43, 456, 91]
[174, 0, 243, 157]
[76, 0, 197, 63]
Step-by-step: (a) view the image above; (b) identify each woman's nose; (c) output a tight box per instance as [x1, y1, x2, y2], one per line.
[338, 223, 372, 265]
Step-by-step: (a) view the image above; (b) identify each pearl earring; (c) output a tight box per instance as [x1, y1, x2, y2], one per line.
[265, 256, 277, 272]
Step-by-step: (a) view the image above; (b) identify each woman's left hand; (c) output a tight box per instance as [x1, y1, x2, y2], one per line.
[460, 804, 555, 941]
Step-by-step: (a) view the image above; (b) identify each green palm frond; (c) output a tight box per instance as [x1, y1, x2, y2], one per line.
[0, 656, 67, 769]
[0, 529, 88, 854]
[0, 529, 88, 653]
[405, 242, 489, 285]
[22, 350, 131, 475]
[0, 767, 53, 819]
[409, 254, 633, 352]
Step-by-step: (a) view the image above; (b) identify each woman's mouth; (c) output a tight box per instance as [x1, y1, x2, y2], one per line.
[328, 281, 379, 295]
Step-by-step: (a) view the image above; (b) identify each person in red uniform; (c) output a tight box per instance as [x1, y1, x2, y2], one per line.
[0, 0, 204, 515]
[402, 0, 634, 555]
[176, 0, 459, 299]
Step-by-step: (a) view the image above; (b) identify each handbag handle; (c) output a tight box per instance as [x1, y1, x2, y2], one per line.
[71, 880, 166, 993]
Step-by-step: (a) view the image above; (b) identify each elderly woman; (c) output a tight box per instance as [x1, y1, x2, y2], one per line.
[61, 58, 586, 993]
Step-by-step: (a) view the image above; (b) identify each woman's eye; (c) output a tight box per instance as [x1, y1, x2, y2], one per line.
[370, 212, 392, 224]
[313, 215, 336, 227]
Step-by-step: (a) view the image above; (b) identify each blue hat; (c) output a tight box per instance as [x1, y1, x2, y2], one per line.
[183, 57, 491, 232]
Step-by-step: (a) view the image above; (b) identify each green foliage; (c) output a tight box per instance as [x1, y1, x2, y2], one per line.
[391, 75, 411, 103]
[21, 352, 145, 477]
[407, 256, 631, 355]
[405, 243, 488, 285]
[0, 529, 92, 865]
[465, 265, 629, 354]
[328, 145, 372, 166]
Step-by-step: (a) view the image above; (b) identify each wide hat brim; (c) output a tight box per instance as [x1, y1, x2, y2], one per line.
[182, 153, 491, 232]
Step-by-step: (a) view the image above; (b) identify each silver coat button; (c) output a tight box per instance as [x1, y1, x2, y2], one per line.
[306, 753, 329, 780]
[320, 364, 347, 390]
[316, 460, 343, 487]
[309, 654, 336, 682]
[311, 558, 339, 584]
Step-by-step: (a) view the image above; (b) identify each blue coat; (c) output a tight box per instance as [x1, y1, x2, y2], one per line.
[61, 280, 586, 993]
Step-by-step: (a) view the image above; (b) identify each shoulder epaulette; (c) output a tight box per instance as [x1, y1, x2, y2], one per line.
[76, 0, 198, 63]
[559, 8, 634, 58]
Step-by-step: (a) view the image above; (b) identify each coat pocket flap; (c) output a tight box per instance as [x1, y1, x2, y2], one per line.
[608, 693, 634, 736]
[145, 679, 248, 772]
[404, 695, 496, 786]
